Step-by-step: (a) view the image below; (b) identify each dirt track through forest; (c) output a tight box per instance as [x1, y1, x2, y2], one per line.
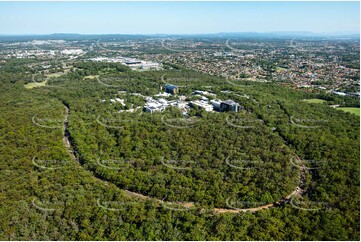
[62, 105, 305, 213]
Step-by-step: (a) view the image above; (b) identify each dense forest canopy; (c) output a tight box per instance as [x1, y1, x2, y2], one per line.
[0, 60, 359, 240]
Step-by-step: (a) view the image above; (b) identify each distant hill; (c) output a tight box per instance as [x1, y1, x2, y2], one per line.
[0, 32, 359, 41]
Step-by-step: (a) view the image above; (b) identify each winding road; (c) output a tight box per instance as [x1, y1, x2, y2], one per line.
[62, 105, 306, 213]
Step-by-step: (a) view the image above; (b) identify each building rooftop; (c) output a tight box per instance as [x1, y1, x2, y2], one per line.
[165, 84, 178, 89]
[222, 100, 238, 106]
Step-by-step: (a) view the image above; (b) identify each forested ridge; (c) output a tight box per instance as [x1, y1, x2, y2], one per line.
[0, 62, 359, 240]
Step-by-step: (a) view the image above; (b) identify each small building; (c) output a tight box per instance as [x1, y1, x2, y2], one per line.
[177, 102, 187, 109]
[200, 96, 209, 101]
[157, 98, 168, 105]
[192, 90, 216, 97]
[178, 95, 187, 101]
[220, 100, 242, 112]
[144, 106, 162, 113]
[154, 92, 171, 97]
[165, 84, 179, 95]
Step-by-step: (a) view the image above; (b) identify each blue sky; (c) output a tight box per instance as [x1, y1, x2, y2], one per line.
[0, 1, 359, 35]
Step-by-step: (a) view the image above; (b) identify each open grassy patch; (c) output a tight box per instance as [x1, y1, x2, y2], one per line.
[337, 107, 360, 116]
[24, 81, 47, 89]
[302, 98, 326, 104]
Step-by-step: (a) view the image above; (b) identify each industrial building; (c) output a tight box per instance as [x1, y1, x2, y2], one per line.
[89, 56, 162, 70]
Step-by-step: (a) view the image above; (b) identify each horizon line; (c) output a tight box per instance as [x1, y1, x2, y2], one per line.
[0, 31, 360, 36]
